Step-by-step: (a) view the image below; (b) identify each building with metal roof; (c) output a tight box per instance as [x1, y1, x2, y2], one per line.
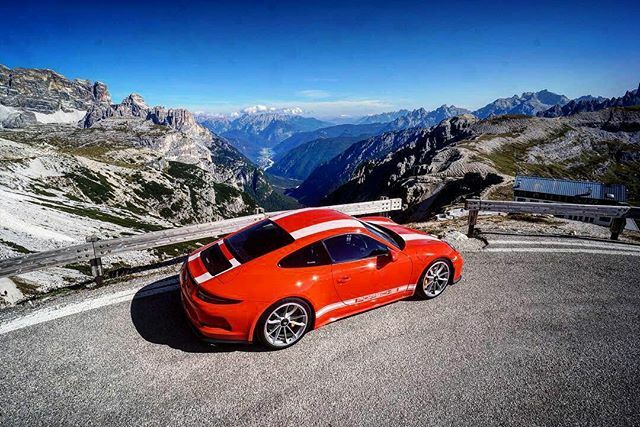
[513, 175, 627, 204]
[513, 175, 629, 227]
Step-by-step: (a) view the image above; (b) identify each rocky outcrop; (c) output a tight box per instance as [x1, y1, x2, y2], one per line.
[0, 64, 110, 114]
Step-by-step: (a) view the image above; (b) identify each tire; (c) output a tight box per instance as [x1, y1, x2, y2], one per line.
[415, 258, 453, 300]
[256, 298, 312, 350]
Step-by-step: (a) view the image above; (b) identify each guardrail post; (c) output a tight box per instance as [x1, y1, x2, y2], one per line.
[609, 218, 626, 240]
[467, 209, 479, 237]
[86, 235, 103, 286]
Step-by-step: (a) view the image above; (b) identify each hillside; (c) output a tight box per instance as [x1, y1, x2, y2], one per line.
[271, 122, 387, 159]
[290, 127, 433, 205]
[269, 136, 363, 180]
[322, 108, 640, 221]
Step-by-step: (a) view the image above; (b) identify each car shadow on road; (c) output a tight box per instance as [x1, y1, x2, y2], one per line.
[130, 279, 265, 354]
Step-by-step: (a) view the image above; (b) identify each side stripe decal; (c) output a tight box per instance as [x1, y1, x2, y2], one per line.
[316, 284, 416, 317]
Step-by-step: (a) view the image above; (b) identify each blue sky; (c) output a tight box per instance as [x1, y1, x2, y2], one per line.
[1, 0, 639, 118]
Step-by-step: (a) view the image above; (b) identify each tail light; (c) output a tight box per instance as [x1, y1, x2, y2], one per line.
[196, 288, 241, 304]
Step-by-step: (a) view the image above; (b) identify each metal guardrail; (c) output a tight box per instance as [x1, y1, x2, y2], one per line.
[465, 199, 639, 240]
[0, 198, 402, 281]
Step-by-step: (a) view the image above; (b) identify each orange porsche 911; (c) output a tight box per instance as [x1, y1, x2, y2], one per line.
[180, 208, 463, 349]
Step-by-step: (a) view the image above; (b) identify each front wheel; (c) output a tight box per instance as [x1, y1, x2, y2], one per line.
[256, 298, 312, 350]
[416, 259, 452, 299]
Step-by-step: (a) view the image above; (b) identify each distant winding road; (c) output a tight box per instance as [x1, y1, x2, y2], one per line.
[1, 235, 639, 426]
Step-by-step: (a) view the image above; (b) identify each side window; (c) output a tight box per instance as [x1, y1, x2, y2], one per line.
[279, 242, 332, 268]
[323, 234, 389, 263]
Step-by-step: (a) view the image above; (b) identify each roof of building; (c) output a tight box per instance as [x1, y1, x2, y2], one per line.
[513, 175, 628, 203]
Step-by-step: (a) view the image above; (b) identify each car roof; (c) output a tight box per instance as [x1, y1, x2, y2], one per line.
[270, 208, 365, 241]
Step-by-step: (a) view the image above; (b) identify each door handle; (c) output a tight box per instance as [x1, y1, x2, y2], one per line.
[337, 276, 351, 284]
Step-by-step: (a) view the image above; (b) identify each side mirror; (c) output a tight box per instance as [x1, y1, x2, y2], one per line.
[377, 249, 397, 264]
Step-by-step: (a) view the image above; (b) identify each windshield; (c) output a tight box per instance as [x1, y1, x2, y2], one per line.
[224, 220, 294, 263]
[361, 221, 405, 250]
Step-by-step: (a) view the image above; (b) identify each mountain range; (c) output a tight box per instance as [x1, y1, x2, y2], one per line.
[472, 90, 570, 118]
[196, 110, 330, 167]
[539, 85, 640, 117]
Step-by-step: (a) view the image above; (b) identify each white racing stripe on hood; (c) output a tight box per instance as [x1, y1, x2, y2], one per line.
[290, 219, 363, 240]
[270, 207, 319, 221]
[400, 233, 437, 242]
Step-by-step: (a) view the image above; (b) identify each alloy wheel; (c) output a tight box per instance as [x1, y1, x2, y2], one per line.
[263, 302, 309, 348]
[423, 261, 451, 298]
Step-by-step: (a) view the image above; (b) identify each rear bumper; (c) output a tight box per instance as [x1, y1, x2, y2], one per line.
[180, 267, 261, 343]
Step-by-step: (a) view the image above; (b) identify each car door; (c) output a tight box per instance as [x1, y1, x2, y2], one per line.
[323, 233, 385, 303]
[373, 246, 412, 293]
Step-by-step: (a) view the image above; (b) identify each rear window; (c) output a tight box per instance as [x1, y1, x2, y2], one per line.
[225, 220, 294, 263]
[279, 242, 332, 268]
[200, 244, 232, 276]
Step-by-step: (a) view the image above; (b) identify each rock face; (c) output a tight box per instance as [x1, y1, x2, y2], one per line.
[474, 90, 570, 118]
[539, 84, 640, 117]
[0, 65, 110, 128]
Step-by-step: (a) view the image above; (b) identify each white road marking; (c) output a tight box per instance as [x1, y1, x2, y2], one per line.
[484, 247, 640, 257]
[0, 283, 178, 336]
[488, 240, 640, 252]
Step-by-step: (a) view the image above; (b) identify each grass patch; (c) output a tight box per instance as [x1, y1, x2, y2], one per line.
[482, 125, 573, 175]
[486, 183, 514, 201]
[64, 263, 93, 276]
[34, 200, 164, 232]
[132, 173, 174, 201]
[66, 167, 114, 203]
[12, 278, 40, 296]
[0, 239, 33, 254]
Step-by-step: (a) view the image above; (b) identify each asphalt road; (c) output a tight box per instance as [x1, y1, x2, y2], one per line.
[1, 235, 639, 426]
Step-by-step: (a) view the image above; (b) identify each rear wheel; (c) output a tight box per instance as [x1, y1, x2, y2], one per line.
[257, 298, 311, 350]
[416, 259, 452, 299]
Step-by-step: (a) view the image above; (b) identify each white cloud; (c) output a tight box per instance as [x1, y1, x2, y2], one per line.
[297, 89, 330, 99]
